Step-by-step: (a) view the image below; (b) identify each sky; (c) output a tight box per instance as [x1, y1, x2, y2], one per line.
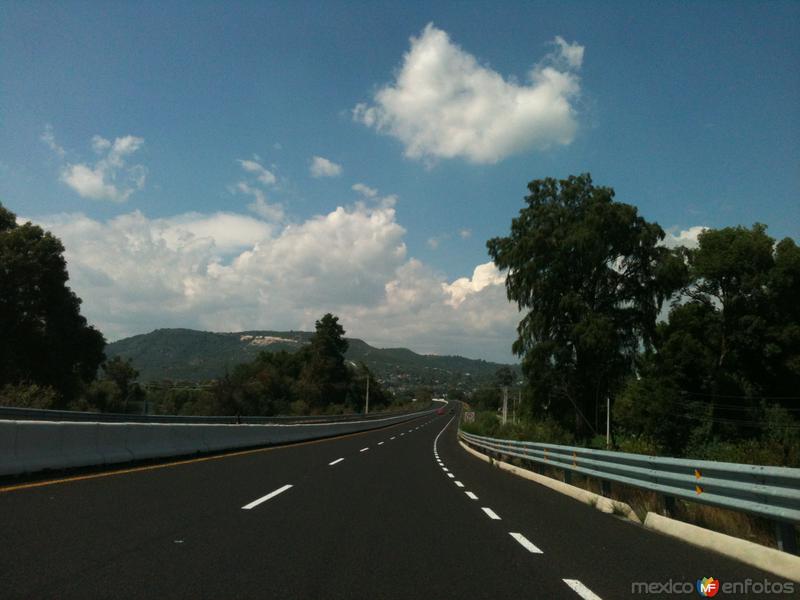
[1, 1, 798, 363]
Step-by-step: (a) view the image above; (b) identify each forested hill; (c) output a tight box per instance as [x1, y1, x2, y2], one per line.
[107, 328, 513, 387]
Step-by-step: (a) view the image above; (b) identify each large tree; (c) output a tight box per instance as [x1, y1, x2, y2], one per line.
[0, 202, 105, 405]
[298, 313, 351, 408]
[487, 174, 684, 437]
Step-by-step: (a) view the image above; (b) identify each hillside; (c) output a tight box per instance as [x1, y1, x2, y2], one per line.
[107, 328, 515, 392]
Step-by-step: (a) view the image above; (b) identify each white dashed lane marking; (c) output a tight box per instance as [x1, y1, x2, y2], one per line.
[482, 507, 501, 520]
[241, 484, 293, 510]
[563, 579, 603, 600]
[328, 458, 345, 466]
[509, 532, 543, 554]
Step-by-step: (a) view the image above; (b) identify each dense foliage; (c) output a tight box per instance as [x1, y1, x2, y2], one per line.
[487, 175, 800, 465]
[487, 174, 685, 437]
[0, 202, 105, 406]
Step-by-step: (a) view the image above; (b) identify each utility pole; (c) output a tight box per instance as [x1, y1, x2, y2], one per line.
[606, 396, 611, 449]
[365, 374, 370, 415]
[502, 386, 508, 425]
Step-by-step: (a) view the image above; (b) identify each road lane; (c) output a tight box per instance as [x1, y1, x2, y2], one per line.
[1, 405, 788, 599]
[435, 407, 784, 599]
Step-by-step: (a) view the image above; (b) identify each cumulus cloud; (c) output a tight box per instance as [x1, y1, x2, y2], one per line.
[353, 24, 584, 164]
[459, 228, 472, 239]
[663, 226, 708, 249]
[443, 262, 506, 308]
[57, 134, 147, 202]
[36, 205, 519, 361]
[310, 155, 342, 178]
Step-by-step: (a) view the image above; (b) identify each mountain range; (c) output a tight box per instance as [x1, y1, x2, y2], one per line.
[106, 328, 516, 391]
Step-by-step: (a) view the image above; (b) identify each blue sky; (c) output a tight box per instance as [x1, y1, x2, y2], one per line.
[1, 2, 798, 362]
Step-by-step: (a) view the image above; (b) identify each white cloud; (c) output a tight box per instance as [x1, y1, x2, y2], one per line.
[57, 134, 147, 202]
[233, 182, 285, 222]
[427, 237, 440, 250]
[91, 135, 111, 153]
[41, 124, 65, 157]
[553, 36, 584, 69]
[233, 157, 284, 221]
[310, 155, 342, 178]
[353, 24, 583, 164]
[352, 182, 378, 198]
[443, 262, 506, 308]
[36, 205, 519, 361]
[238, 159, 277, 185]
[663, 226, 708, 249]
[459, 228, 472, 239]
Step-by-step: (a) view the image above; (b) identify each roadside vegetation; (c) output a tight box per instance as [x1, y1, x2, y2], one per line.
[470, 174, 799, 467]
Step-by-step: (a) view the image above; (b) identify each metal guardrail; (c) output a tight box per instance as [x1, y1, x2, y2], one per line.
[459, 430, 800, 525]
[0, 403, 433, 425]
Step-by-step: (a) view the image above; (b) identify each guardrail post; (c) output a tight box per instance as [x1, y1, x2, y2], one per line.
[563, 469, 572, 485]
[774, 521, 798, 555]
[600, 479, 611, 497]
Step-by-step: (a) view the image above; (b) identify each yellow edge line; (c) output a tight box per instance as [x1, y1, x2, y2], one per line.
[0, 421, 409, 494]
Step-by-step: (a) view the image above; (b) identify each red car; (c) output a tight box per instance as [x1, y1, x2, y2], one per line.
[436, 407, 445, 415]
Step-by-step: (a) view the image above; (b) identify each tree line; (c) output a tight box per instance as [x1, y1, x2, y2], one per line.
[484, 174, 799, 465]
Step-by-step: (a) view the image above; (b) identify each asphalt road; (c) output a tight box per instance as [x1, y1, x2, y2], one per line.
[0, 405, 790, 599]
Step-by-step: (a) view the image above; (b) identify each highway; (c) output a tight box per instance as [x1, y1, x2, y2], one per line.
[0, 405, 781, 599]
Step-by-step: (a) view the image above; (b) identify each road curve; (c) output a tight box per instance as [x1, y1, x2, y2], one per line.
[0, 405, 781, 599]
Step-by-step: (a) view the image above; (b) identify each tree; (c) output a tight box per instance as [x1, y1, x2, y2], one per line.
[487, 174, 684, 437]
[0, 202, 105, 405]
[299, 313, 350, 408]
[102, 356, 139, 401]
[643, 226, 799, 437]
[494, 366, 514, 388]
[615, 225, 800, 453]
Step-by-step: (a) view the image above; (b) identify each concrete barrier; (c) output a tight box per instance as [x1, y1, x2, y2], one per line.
[0, 409, 434, 477]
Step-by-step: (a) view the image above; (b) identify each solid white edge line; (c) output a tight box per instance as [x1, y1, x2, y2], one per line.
[465, 491, 478, 500]
[360, 447, 369, 452]
[241, 484, 293, 510]
[509, 532, 543, 554]
[454, 481, 464, 488]
[563, 579, 603, 600]
[482, 507, 501, 520]
[329, 458, 345, 466]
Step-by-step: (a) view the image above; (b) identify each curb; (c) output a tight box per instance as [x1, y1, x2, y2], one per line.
[458, 439, 641, 524]
[643, 512, 800, 583]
